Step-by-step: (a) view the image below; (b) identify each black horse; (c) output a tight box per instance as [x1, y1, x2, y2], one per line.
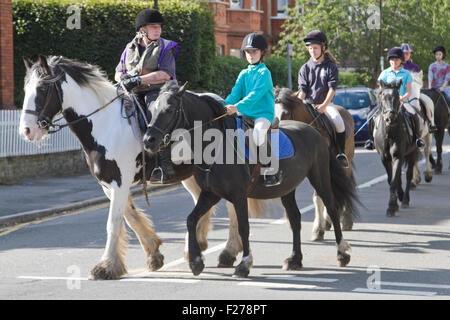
[420, 88, 450, 173]
[143, 82, 359, 277]
[374, 80, 419, 216]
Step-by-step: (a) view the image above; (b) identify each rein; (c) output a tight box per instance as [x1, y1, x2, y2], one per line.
[47, 93, 124, 133]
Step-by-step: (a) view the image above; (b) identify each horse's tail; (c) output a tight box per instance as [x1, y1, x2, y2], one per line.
[328, 150, 360, 221]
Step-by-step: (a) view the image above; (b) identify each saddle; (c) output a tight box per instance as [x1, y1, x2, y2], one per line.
[121, 92, 151, 135]
[305, 103, 337, 145]
[234, 116, 294, 161]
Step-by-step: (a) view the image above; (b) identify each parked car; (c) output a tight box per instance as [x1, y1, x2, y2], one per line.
[332, 86, 378, 144]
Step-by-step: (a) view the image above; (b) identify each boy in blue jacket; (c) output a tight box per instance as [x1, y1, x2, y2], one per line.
[224, 33, 280, 186]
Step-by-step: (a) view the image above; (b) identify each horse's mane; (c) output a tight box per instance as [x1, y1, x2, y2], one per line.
[27, 55, 116, 101]
[160, 81, 226, 118]
[274, 87, 301, 110]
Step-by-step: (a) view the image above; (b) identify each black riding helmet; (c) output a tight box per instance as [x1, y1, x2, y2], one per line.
[387, 47, 404, 61]
[433, 46, 446, 59]
[135, 8, 164, 31]
[303, 30, 328, 48]
[241, 33, 268, 52]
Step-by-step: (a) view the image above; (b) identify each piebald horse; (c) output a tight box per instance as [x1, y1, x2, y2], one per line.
[19, 55, 221, 280]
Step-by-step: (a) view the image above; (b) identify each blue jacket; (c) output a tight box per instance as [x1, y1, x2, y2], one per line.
[223, 63, 275, 123]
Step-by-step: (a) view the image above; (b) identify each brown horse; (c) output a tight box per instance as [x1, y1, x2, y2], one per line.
[273, 87, 356, 240]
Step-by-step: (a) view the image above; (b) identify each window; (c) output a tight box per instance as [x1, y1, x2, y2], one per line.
[277, 0, 288, 14]
[216, 45, 224, 56]
[230, 0, 243, 9]
[252, 0, 257, 10]
[230, 48, 241, 58]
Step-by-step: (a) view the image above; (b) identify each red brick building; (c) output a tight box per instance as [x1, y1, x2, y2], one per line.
[0, 0, 14, 109]
[208, 0, 296, 57]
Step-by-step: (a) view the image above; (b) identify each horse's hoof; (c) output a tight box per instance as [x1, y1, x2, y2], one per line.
[386, 208, 396, 217]
[337, 252, 351, 267]
[89, 260, 126, 280]
[325, 221, 332, 231]
[424, 172, 433, 183]
[233, 262, 250, 278]
[410, 182, 417, 189]
[217, 250, 236, 268]
[282, 256, 303, 271]
[401, 202, 409, 209]
[189, 256, 205, 276]
[148, 252, 164, 271]
[311, 230, 325, 241]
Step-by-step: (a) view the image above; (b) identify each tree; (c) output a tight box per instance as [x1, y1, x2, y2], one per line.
[275, 0, 449, 86]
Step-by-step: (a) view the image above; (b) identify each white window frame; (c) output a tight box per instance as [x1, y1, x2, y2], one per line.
[230, 0, 243, 9]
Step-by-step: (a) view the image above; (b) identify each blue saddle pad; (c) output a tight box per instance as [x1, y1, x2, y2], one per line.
[236, 118, 294, 161]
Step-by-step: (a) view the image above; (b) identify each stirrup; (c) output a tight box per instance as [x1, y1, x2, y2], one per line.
[364, 139, 375, 150]
[429, 124, 437, 133]
[150, 166, 165, 184]
[336, 153, 349, 168]
[262, 168, 282, 187]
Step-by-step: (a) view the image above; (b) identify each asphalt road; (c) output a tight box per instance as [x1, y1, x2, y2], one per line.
[0, 138, 449, 303]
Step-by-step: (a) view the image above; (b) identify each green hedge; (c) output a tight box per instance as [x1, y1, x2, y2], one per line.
[13, 0, 215, 105]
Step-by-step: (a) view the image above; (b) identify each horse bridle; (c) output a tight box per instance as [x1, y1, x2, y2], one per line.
[24, 73, 64, 132]
[25, 71, 124, 134]
[150, 92, 228, 149]
[150, 93, 190, 148]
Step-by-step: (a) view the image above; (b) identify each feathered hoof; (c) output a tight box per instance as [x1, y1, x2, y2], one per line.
[282, 256, 303, 271]
[386, 205, 397, 217]
[217, 250, 236, 268]
[337, 252, 351, 267]
[148, 251, 164, 271]
[401, 202, 409, 209]
[89, 260, 127, 280]
[424, 171, 433, 183]
[189, 256, 205, 276]
[198, 240, 208, 252]
[233, 262, 250, 278]
[311, 230, 325, 241]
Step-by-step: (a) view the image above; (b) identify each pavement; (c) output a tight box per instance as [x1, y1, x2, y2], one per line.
[0, 173, 175, 227]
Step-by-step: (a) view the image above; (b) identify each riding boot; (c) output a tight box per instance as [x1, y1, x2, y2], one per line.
[260, 136, 282, 187]
[364, 119, 375, 150]
[150, 147, 176, 184]
[412, 114, 425, 148]
[335, 132, 349, 168]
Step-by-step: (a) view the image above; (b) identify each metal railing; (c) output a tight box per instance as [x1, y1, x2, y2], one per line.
[0, 110, 81, 158]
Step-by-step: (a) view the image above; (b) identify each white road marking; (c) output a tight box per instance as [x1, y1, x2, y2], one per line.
[353, 288, 437, 297]
[17, 275, 199, 284]
[266, 275, 339, 283]
[238, 281, 317, 289]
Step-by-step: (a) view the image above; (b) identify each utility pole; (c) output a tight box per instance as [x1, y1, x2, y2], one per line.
[287, 43, 293, 90]
[379, 0, 383, 72]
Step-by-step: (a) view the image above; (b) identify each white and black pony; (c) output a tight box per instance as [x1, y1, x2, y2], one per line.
[19, 55, 217, 280]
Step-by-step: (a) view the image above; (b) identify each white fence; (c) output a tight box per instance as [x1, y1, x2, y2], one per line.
[0, 110, 81, 158]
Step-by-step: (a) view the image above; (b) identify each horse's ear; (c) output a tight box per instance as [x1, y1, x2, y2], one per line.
[379, 80, 386, 89]
[395, 79, 402, 89]
[23, 57, 33, 71]
[178, 81, 188, 96]
[38, 54, 51, 74]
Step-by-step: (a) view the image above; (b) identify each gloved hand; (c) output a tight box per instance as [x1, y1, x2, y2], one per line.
[121, 76, 141, 91]
[120, 73, 134, 81]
